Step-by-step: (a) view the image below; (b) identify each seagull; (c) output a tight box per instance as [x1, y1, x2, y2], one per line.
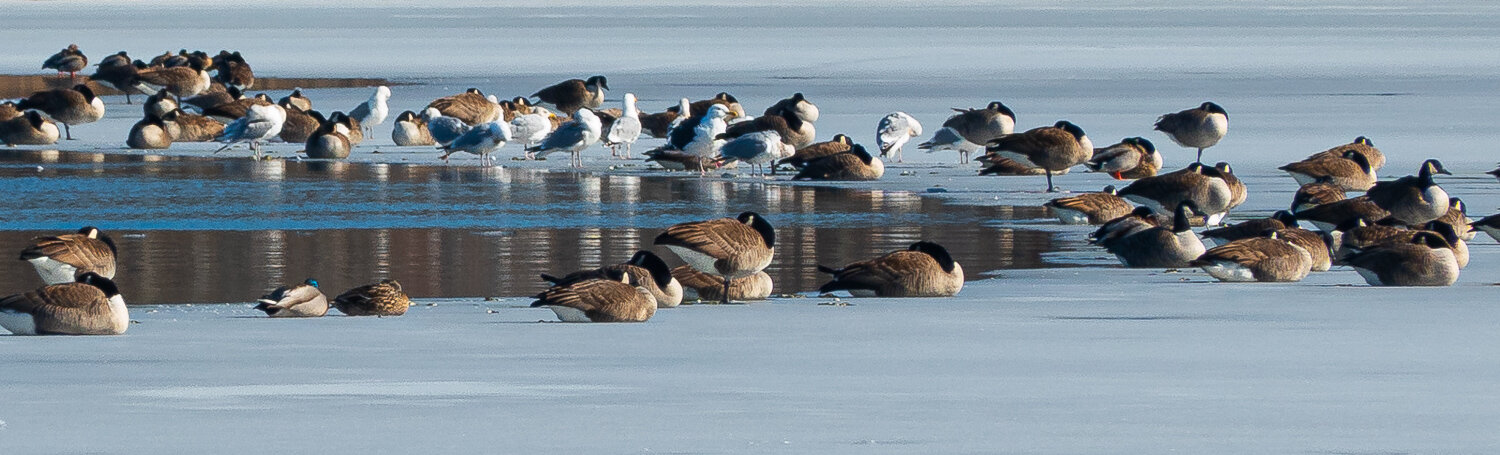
[422, 107, 471, 147]
[876, 111, 923, 163]
[440, 121, 511, 165]
[718, 130, 793, 177]
[348, 86, 390, 136]
[917, 126, 984, 163]
[214, 103, 286, 159]
[603, 93, 643, 158]
[510, 106, 555, 157]
[527, 109, 602, 168]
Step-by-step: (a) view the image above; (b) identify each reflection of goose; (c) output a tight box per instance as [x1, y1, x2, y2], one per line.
[672, 266, 772, 302]
[654, 212, 775, 304]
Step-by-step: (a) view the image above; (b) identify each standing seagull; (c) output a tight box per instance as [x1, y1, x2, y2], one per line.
[16, 84, 105, 140]
[348, 86, 390, 137]
[1154, 101, 1228, 163]
[440, 121, 511, 165]
[43, 44, 88, 79]
[422, 107, 471, 147]
[648, 104, 733, 174]
[527, 109, 602, 168]
[917, 126, 985, 163]
[653, 212, 775, 305]
[717, 130, 793, 176]
[531, 75, 609, 114]
[214, 103, 286, 159]
[985, 120, 1093, 192]
[876, 111, 923, 162]
[510, 106, 555, 154]
[603, 93, 643, 158]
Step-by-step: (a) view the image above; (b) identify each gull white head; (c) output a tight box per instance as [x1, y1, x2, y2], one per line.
[678, 98, 690, 114]
[574, 108, 600, 124]
[373, 86, 391, 100]
[707, 104, 730, 119]
[486, 94, 500, 104]
[622, 93, 638, 115]
[422, 107, 442, 121]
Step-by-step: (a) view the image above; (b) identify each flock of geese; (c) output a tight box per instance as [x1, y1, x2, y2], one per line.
[2, 45, 1497, 334]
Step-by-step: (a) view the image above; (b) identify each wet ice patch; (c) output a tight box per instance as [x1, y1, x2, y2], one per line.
[127, 381, 626, 400]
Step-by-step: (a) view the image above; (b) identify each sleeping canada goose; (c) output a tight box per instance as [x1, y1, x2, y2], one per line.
[1344, 232, 1459, 286]
[653, 211, 775, 304]
[1422, 221, 1469, 269]
[540, 250, 683, 308]
[0, 273, 126, 335]
[671, 266, 773, 302]
[133, 58, 212, 100]
[278, 89, 313, 112]
[391, 110, 435, 146]
[531, 268, 656, 322]
[89, 52, 146, 104]
[1154, 101, 1228, 163]
[792, 144, 884, 181]
[182, 85, 245, 112]
[212, 51, 255, 90]
[332, 279, 410, 316]
[203, 93, 275, 123]
[170, 109, 226, 142]
[876, 111, 923, 162]
[19, 226, 117, 284]
[1290, 177, 1347, 213]
[1200, 210, 1300, 246]
[126, 109, 175, 149]
[985, 120, 1092, 192]
[602, 93, 644, 158]
[1431, 197, 1475, 241]
[1086, 137, 1160, 179]
[1274, 226, 1333, 272]
[816, 241, 964, 297]
[1365, 159, 1451, 225]
[717, 130, 794, 176]
[143, 91, 178, 119]
[0, 110, 61, 145]
[672, 92, 747, 119]
[1117, 163, 1234, 225]
[531, 75, 608, 114]
[276, 104, 322, 143]
[1295, 196, 1389, 232]
[426, 88, 502, 125]
[254, 278, 328, 318]
[1306, 136, 1384, 171]
[16, 84, 105, 140]
[305, 116, 353, 159]
[720, 107, 815, 148]
[765, 92, 820, 123]
[942, 101, 1016, 145]
[527, 109, 601, 168]
[779, 134, 853, 169]
[1088, 206, 1167, 245]
[1212, 162, 1247, 209]
[1279, 149, 1376, 191]
[43, 44, 88, 78]
[333, 111, 364, 146]
[1043, 185, 1132, 225]
[1191, 231, 1313, 282]
[641, 99, 687, 138]
[1099, 201, 1205, 268]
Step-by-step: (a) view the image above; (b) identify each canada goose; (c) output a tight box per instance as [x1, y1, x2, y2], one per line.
[43, 44, 88, 78]
[1212, 162, 1247, 209]
[541, 251, 683, 308]
[763, 92, 819, 124]
[779, 134, 853, 169]
[718, 130, 794, 176]
[332, 279, 410, 316]
[603, 93, 643, 158]
[348, 86, 390, 135]
[1333, 218, 1409, 262]
[641, 99, 687, 138]
[917, 126, 986, 163]
[1471, 213, 1500, 242]
[1424, 220, 1470, 269]
[0, 273, 126, 335]
[651, 104, 732, 173]
[147, 50, 176, 67]
[816, 241, 964, 297]
[645, 149, 719, 172]
[1086, 137, 1160, 179]
[278, 89, 312, 111]
[427, 88, 502, 125]
[509, 107, 554, 150]
[16, 84, 105, 140]
[527, 109, 601, 168]
[143, 91, 179, 119]
[203, 93, 275, 123]
[672, 266, 772, 302]
[440, 121, 510, 164]
[1279, 149, 1375, 191]
[1117, 163, 1234, 225]
[593, 107, 623, 135]
[1344, 232, 1459, 286]
[0, 110, 61, 145]
[1433, 198, 1475, 241]
[1295, 196, 1389, 232]
[1365, 159, 1451, 225]
[1290, 177, 1347, 213]
[1100, 201, 1206, 268]
[170, 109, 226, 142]
[133, 58, 212, 100]
[212, 51, 255, 90]
[214, 103, 287, 159]
[986, 120, 1092, 192]
[1088, 206, 1167, 245]
[1275, 227, 1333, 272]
[1042, 185, 1131, 225]
[1192, 231, 1312, 283]
[793, 144, 884, 181]
[18, 226, 117, 284]
[333, 111, 364, 146]
[672, 92, 747, 119]
[254, 278, 327, 318]
[530, 75, 608, 114]
[1154, 101, 1228, 163]
[532, 269, 655, 322]
[305, 116, 353, 159]
[1307, 136, 1383, 171]
[276, 104, 322, 143]
[976, 156, 1064, 176]
[89, 52, 145, 104]
[1201, 210, 1300, 246]
[391, 110, 435, 146]
[876, 111, 923, 162]
[942, 101, 1016, 145]
[127, 109, 175, 149]
[654, 211, 775, 304]
[720, 107, 815, 148]
[182, 85, 245, 112]
[507, 97, 534, 117]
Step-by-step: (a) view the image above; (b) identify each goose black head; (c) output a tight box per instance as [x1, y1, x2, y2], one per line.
[603, 267, 629, 285]
[78, 272, 120, 298]
[1449, 197, 1466, 214]
[1271, 210, 1299, 227]
[1354, 136, 1373, 146]
[1333, 217, 1368, 233]
[587, 75, 609, 91]
[25, 111, 46, 130]
[1213, 162, 1235, 175]
[1418, 159, 1451, 180]
[72, 84, 96, 101]
[1410, 231, 1451, 249]
[1340, 150, 1372, 173]
[1053, 120, 1085, 141]
[628, 250, 673, 290]
[1199, 101, 1227, 117]
[1423, 221, 1461, 246]
[1101, 184, 1118, 195]
[512, 97, 531, 106]
[308, 110, 327, 124]
[909, 241, 957, 273]
[987, 101, 1016, 119]
[736, 211, 775, 248]
[227, 86, 244, 99]
[850, 144, 873, 164]
[465, 88, 484, 96]
[790, 92, 806, 102]
[396, 110, 417, 122]
[832, 134, 852, 145]
[1259, 229, 1280, 240]
[1173, 200, 1200, 232]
